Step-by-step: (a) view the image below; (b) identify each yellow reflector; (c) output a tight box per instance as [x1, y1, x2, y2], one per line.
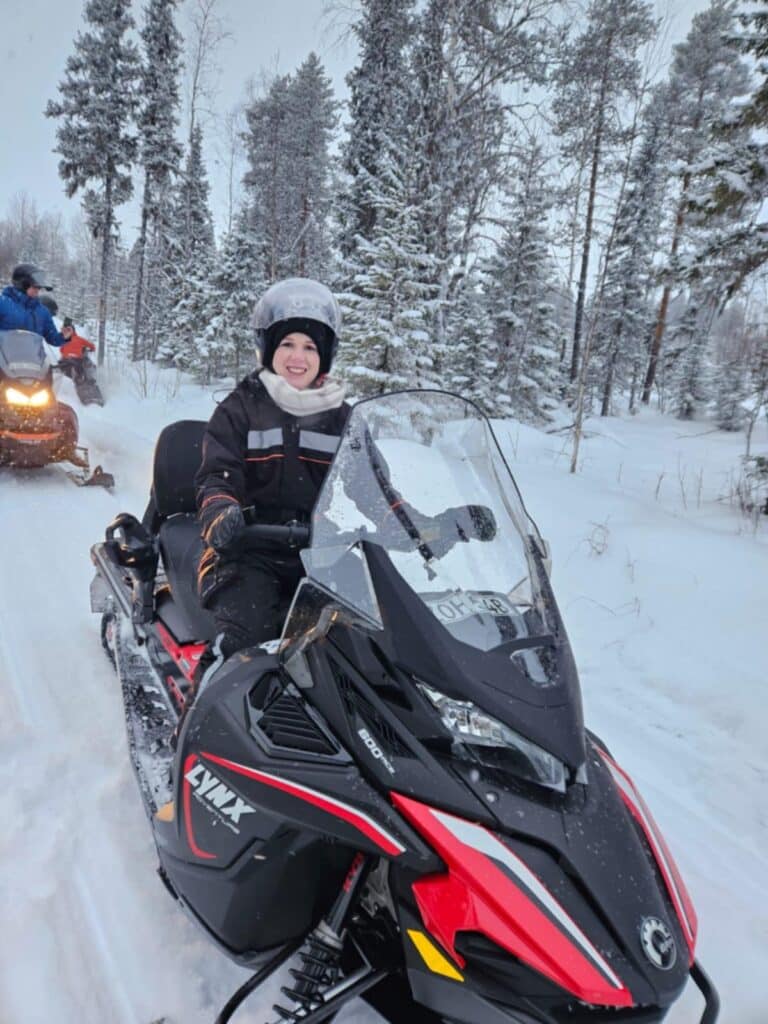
[407, 929, 464, 982]
[155, 801, 175, 822]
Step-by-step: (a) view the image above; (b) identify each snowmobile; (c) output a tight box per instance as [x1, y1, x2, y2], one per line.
[0, 329, 113, 487]
[58, 351, 105, 406]
[89, 391, 719, 1024]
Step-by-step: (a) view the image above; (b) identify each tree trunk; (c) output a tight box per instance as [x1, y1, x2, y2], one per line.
[642, 174, 691, 404]
[601, 345, 617, 416]
[571, 101, 606, 383]
[96, 178, 113, 367]
[132, 179, 150, 361]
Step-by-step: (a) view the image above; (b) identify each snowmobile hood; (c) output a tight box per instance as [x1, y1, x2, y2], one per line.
[293, 390, 586, 773]
[0, 330, 50, 382]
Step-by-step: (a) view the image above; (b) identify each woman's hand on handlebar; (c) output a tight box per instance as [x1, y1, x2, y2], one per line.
[208, 503, 246, 552]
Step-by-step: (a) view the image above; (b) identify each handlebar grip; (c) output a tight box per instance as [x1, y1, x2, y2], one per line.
[241, 520, 310, 549]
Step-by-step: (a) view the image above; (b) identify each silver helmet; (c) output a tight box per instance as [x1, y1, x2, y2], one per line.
[251, 278, 341, 375]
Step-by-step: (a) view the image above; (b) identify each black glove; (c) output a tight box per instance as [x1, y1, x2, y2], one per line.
[441, 504, 497, 543]
[421, 504, 497, 559]
[377, 503, 496, 560]
[206, 502, 245, 552]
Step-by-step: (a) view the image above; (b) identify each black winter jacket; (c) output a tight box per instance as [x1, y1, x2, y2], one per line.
[194, 373, 351, 602]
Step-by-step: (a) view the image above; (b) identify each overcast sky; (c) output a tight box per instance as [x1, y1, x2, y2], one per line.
[1, 0, 718, 244]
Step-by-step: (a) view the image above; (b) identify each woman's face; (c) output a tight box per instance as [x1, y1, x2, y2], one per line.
[272, 332, 321, 390]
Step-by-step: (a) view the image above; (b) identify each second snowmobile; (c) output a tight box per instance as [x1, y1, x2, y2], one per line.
[58, 351, 105, 406]
[0, 329, 112, 487]
[90, 390, 719, 1024]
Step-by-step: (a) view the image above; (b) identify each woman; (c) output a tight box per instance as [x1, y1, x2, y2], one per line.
[193, 277, 350, 679]
[192, 277, 494, 695]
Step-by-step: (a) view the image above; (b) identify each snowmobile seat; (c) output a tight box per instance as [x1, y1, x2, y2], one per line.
[151, 418, 208, 522]
[155, 519, 216, 642]
[150, 419, 216, 642]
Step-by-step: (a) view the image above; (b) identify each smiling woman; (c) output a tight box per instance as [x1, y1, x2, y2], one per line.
[187, 277, 349, 702]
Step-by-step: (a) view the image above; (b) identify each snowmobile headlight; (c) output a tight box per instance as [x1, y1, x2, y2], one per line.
[5, 386, 50, 407]
[29, 388, 51, 407]
[418, 683, 567, 792]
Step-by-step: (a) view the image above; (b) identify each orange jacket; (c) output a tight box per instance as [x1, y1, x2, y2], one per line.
[60, 331, 96, 359]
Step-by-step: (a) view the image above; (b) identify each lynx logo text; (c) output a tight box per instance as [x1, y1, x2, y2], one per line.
[185, 762, 256, 832]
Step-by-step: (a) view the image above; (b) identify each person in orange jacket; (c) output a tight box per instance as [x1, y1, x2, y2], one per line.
[59, 317, 96, 361]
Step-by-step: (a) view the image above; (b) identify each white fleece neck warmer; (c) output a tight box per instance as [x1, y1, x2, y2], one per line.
[259, 368, 346, 416]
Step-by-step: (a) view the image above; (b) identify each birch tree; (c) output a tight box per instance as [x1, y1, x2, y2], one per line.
[552, 0, 657, 384]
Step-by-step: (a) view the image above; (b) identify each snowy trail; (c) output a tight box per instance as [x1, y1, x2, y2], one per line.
[0, 399, 261, 1024]
[0, 383, 764, 1023]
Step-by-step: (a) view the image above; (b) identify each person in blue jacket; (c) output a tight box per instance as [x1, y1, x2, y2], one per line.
[0, 264, 73, 347]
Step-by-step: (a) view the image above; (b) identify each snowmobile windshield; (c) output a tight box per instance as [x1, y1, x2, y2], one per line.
[0, 330, 49, 381]
[297, 391, 551, 662]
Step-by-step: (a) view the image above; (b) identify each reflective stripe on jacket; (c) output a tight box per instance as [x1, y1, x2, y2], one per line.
[194, 373, 350, 602]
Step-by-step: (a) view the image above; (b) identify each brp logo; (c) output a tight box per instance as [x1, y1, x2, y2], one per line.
[639, 917, 677, 971]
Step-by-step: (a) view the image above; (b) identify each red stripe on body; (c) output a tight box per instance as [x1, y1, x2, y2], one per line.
[600, 751, 697, 957]
[201, 752, 405, 857]
[182, 755, 217, 860]
[391, 792, 633, 1008]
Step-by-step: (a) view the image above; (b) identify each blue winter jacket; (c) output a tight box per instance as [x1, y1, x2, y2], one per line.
[0, 286, 68, 347]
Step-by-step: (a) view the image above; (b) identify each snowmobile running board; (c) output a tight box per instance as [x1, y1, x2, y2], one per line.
[62, 462, 114, 488]
[60, 445, 114, 489]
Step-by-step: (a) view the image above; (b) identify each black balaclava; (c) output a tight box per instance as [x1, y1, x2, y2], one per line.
[262, 317, 334, 376]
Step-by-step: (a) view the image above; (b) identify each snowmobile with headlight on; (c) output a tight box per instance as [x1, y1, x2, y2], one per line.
[89, 390, 718, 1024]
[0, 329, 112, 487]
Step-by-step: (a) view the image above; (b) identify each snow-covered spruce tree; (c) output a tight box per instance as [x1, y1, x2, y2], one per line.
[159, 123, 215, 366]
[592, 86, 670, 416]
[673, 7, 768, 311]
[132, 0, 183, 361]
[715, 345, 749, 430]
[552, 0, 657, 385]
[336, 0, 440, 394]
[338, 0, 415, 260]
[284, 54, 338, 277]
[46, 0, 139, 364]
[337, 151, 440, 396]
[343, 202, 437, 396]
[196, 204, 268, 381]
[410, 0, 558, 357]
[666, 288, 718, 419]
[641, 0, 751, 404]
[243, 56, 337, 283]
[480, 143, 562, 422]
[440, 272, 493, 404]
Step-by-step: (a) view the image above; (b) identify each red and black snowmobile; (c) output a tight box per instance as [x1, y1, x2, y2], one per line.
[89, 391, 718, 1024]
[0, 329, 112, 487]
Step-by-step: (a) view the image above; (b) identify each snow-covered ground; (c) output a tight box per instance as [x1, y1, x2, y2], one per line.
[0, 361, 765, 1023]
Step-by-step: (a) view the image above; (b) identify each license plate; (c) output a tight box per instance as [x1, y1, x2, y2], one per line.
[425, 591, 516, 625]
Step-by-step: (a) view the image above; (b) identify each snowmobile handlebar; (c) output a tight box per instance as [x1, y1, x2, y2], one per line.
[241, 509, 310, 549]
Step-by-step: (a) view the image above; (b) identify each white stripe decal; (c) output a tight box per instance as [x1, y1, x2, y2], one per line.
[432, 809, 624, 989]
[299, 430, 339, 454]
[603, 758, 694, 943]
[196, 632, 225, 696]
[247, 428, 283, 450]
[208, 756, 406, 854]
